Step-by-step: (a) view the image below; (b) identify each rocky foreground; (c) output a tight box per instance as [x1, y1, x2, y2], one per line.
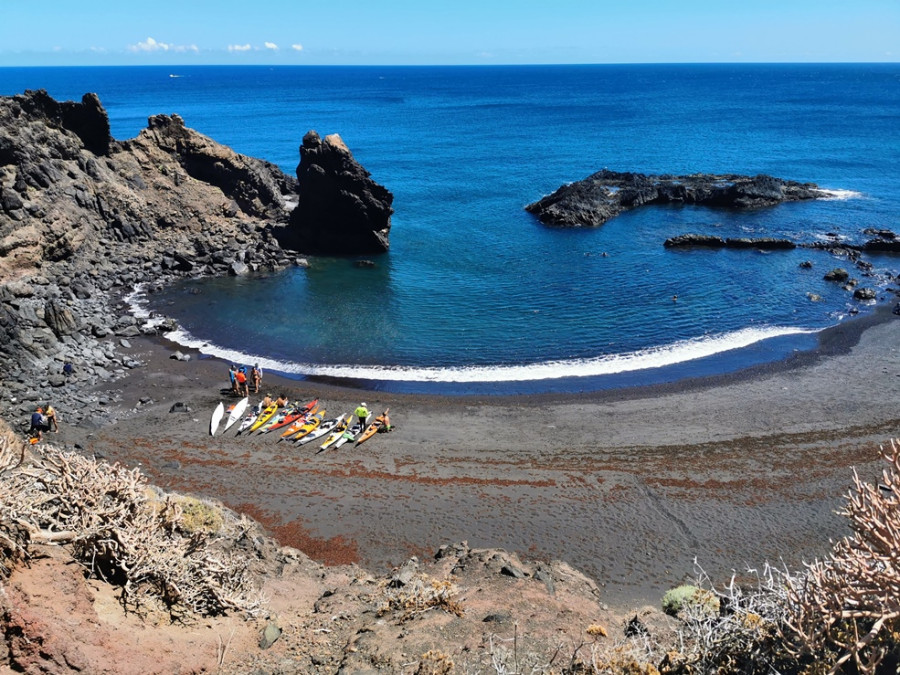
[1, 434, 673, 675]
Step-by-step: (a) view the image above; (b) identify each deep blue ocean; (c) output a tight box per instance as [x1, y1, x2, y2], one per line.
[3, 64, 898, 394]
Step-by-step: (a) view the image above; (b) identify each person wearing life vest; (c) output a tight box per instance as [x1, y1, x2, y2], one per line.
[354, 403, 370, 430]
[235, 367, 249, 397]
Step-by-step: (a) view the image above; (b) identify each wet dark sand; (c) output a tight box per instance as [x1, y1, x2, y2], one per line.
[59, 306, 900, 607]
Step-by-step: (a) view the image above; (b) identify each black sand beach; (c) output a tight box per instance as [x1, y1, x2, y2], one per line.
[51, 306, 900, 608]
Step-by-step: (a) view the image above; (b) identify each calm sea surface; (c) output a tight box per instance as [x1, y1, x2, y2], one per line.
[3, 64, 898, 393]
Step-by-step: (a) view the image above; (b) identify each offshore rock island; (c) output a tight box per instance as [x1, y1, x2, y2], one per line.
[525, 169, 824, 227]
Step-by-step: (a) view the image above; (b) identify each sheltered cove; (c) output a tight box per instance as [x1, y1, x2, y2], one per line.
[1, 90, 900, 671]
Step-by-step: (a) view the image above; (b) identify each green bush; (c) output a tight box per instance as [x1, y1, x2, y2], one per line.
[662, 584, 719, 617]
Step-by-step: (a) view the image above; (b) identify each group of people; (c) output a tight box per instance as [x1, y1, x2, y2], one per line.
[261, 393, 290, 409]
[28, 404, 59, 442]
[229, 364, 262, 397]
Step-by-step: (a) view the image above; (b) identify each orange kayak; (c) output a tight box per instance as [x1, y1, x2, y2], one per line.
[264, 399, 319, 433]
[356, 408, 390, 446]
[280, 409, 325, 441]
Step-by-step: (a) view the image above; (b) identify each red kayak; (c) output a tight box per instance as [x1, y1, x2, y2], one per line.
[260, 399, 319, 433]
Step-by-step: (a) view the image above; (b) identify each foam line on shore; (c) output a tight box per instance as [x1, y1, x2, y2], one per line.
[152, 323, 818, 384]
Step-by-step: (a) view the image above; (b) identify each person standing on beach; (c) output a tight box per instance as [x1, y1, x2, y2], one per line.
[251, 364, 261, 394]
[235, 367, 249, 397]
[229, 365, 238, 394]
[354, 402, 370, 430]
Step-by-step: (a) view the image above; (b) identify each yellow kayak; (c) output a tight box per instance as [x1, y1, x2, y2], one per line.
[281, 410, 325, 441]
[318, 414, 350, 452]
[248, 404, 279, 433]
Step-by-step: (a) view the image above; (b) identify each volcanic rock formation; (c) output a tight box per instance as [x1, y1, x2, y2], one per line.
[280, 130, 394, 255]
[525, 169, 823, 228]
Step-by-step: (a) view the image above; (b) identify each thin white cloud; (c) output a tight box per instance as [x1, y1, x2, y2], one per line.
[264, 42, 278, 50]
[129, 37, 170, 52]
[128, 37, 197, 54]
[291, 43, 303, 52]
[228, 44, 252, 52]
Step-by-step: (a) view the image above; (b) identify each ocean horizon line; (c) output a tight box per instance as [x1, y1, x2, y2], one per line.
[2, 61, 899, 71]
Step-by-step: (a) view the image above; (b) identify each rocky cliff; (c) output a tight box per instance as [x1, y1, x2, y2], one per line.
[0, 90, 392, 431]
[525, 169, 823, 227]
[0, 89, 298, 283]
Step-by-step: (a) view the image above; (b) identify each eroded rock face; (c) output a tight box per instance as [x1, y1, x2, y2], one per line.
[280, 130, 393, 255]
[0, 89, 296, 282]
[525, 169, 823, 228]
[0, 90, 305, 426]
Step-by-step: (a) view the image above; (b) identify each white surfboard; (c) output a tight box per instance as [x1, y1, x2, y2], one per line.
[223, 396, 249, 432]
[209, 402, 225, 436]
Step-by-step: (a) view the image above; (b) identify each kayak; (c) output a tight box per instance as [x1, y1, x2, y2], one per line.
[318, 414, 350, 452]
[282, 410, 325, 442]
[262, 399, 319, 434]
[235, 404, 262, 435]
[248, 404, 279, 434]
[209, 402, 225, 436]
[279, 408, 323, 440]
[298, 414, 344, 446]
[333, 414, 369, 449]
[223, 397, 249, 432]
[356, 408, 390, 446]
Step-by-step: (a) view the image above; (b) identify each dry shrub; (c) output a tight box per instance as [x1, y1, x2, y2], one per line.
[0, 425, 28, 576]
[376, 574, 464, 623]
[416, 649, 454, 674]
[0, 442, 266, 620]
[784, 438, 900, 674]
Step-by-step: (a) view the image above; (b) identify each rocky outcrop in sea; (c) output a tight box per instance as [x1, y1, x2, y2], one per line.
[0, 90, 389, 431]
[525, 169, 823, 227]
[279, 130, 394, 255]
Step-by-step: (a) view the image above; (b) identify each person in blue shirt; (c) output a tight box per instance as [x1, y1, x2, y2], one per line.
[29, 407, 46, 441]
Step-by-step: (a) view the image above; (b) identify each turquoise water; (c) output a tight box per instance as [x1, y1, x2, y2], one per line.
[3, 64, 898, 393]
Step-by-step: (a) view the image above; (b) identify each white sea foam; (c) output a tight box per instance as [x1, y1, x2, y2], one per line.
[813, 188, 863, 200]
[156, 324, 816, 384]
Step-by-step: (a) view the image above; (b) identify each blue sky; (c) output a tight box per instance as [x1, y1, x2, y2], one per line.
[2, 0, 897, 66]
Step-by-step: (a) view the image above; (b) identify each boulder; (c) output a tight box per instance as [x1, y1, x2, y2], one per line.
[824, 268, 850, 282]
[43, 300, 78, 337]
[279, 131, 393, 255]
